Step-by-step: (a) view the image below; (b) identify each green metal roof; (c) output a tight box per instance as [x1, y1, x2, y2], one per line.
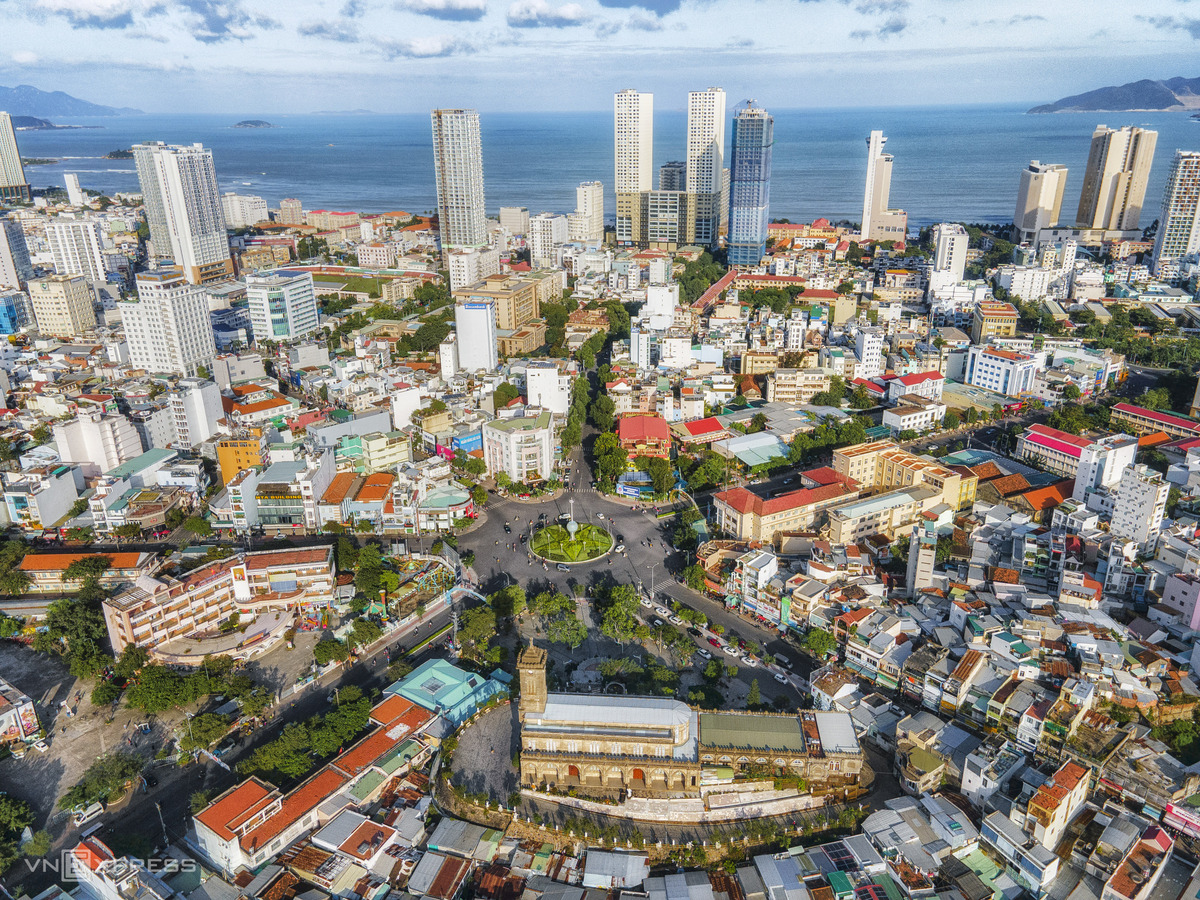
[349, 769, 385, 801]
[104, 448, 176, 479]
[828, 871, 854, 897]
[698, 713, 807, 753]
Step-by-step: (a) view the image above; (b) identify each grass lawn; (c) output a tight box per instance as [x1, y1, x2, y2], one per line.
[530, 523, 612, 562]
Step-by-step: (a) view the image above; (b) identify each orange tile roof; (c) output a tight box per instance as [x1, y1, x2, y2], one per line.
[986, 473, 1032, 497]
[1138, 431, 1171, 448]
[236, 396, 292, 415]
[355, 473, 394, 503]
[18, 552, 145, 572]
[322, 472, 357, 505]
[195, 777, 278, 842]
[241, 768, 348, 854]
[968, 461, 1004, 481]
[716, 481, 851, 517]
[617, 414, 670, 443]
[1020, 479, 1075, 512]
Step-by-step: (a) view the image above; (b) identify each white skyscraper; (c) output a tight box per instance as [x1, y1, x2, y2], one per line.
[64, 174, 85, 208]
[133, 141, 233, 284]
[46, 218, 107, 284]
[687, 87, 726, 247]
[861, 130, 906, 242]
[529, 213, 568, 268]
[525, 361, 571, 415]
[1077, 125, 1157, 231]
[1152, 151, 1200, 280]
[0, 113, 29, 202]
[169, 377, 223, 447]
[615, 89, 653, 244]
[431, 109, 488, 257]
[1014, 160, 1068, 244]
[245, 270, 319, 344]
[568, 181, 604, 244]
[854, 326, 884, 379]
[0, 217, 32, 289]
[122, 270, 217, 376]
[439, 333, 459, 380]
[220, 192, 269, 229]
[928, 223, 969, 297]
[455, 299, 498, 373]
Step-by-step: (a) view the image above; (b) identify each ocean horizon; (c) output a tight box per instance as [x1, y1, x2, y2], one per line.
[14, 104, 1200, 229]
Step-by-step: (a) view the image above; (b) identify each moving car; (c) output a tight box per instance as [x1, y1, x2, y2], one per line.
[556, 563, 569, 572]
[774, 672, 789, 684]
[723, 645, 741, 658]
[503, 523, 512, 534]
[614, 544, 625, 553]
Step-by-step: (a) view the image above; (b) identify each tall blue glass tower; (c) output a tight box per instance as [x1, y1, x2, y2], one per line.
[727, 102, 774, 267]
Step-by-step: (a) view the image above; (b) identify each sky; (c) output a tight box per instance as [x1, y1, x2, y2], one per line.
[1, 0, 1200, 113]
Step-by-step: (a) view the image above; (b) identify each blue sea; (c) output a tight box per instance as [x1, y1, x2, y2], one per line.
[14, 105, 1200, 228]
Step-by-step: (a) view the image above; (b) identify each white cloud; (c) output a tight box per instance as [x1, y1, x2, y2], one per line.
[378, 33, 474, 56]
[397, 0, 488, 20]
[11, 51, 40, 64]
[34, 0, 138, 26]
[507, 0, 589, 27]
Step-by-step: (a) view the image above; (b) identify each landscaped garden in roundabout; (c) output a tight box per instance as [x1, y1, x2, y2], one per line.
[529, 521, 613, 563]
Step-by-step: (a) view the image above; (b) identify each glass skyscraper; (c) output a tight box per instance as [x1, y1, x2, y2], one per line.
[727, 103, 773, 267]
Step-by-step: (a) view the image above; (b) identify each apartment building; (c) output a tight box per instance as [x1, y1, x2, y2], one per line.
[19, 551, 156, 593]
[883, 395, 947, 436]
[970, 301, 1019, 345]
[1014, 760, 1090, 850]
[1110, 402, 1200, 440]
[826, 486, 944, 543]
[833, 440, 972, 510]
[102, 546, 336, 657]
[217, 428, 270, 485]
[1015, 425, 1137, 484]
[765, 368, 831, 405]
[964, 346, 1039, 397]
[482, 411, 556, 484]
[26, 274, 96, 338]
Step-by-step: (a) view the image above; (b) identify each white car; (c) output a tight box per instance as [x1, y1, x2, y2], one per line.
[614, 544, 626, 553]
[773, 672, 789, 684]
[653, 618, 665, 627]
[639, 596, 653, 608]
[669, 614, 682, 625]
[596, 513, 605, 520]
[654, 606, 670, 617]
[743, 656, 758, 667]
[696, 648, 712, 660]
[723, 645, 742, 658]
[33, 739, 49, 752]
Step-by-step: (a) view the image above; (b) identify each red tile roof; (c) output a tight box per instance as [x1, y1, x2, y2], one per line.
[1113, 403, 1200, 433]
[682, 417, 727, 438]
[896, 371, 944, 386]
[18, 552, 145, 572]
[618, 414, 670, 443]
[244, 548, 330, 571]
[1020, 479, 1075, 512]
[195, 777, 278, 842]
[241, 768, 348, 854]
[322, 472, 357, 505]
[355, 473, 394, 503]
[716, 481, 851, 517]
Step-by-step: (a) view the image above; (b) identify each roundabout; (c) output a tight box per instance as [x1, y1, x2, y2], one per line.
[529, 520, 612, 564]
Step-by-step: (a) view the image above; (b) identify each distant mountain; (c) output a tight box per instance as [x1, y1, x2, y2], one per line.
[1029, 77, 1200, 113]
[0, 84, 141, 117]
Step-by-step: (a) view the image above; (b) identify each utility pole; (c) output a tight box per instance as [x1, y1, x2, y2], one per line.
[156, 801, 167, 845]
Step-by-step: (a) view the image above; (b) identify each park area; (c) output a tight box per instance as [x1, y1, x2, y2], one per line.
[529, 523, 612, 563]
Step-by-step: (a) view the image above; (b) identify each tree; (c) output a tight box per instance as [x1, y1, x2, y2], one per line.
[59, 752, 143, 809]
[113, 523, 143, 542]
[33, 596, 110, 677]
[458, 606, 498, 660]
[114, 644, 149, 678]
[593, 432, 628, 484]
[125, 665, 199, 712]
[61, 555, 113, 584]
[802, 628, 836, 658]
[1062, 383, 1082, 401]
[598, 583, 641, 643]
[748, 413, 768, 434]
[314, 639, 350, 665]
[747, 679, 761, 709]
[348, 618, 383, 648]
[493, 382, 521, 408]
[31, 424, 51, 445]
[179, 713, 231, 752]
[943, 410, 960, 429]
[490, 584, 527, 618]
[684, 564, 706, 591]
[589, 395, 616, 432]
[68, 498, 90, 518]
[0, 569, 29, 596]
[354, 544, 385, 599]
[898, 429, 918, 442]
[547, 616, 587, 649]
[22, 830, 51, 858]
[0, 794, 32, 870]
[183, 516, 213, 536]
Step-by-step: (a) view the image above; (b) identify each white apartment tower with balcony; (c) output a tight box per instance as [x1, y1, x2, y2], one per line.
[529, 213, 568, 268]
[46, 217, 107, 284]
[1152, 151, 1200, 280]
[133, 141, 233, 284]
[861, 130, 906, 242]
[568, 181, 604, 244]
[1014, 160, 1067, 244]
[1077, 125, 1157, 231]
[245, 270, 319, 344]
[1111, 463, 1169, 553]
[614, 89, 653, 244]
[431, 109, 488, 258]
[122, 270, 217, 376]
[687, 87, 726, 247]
[928, 223, 969, 297]
[169, 377, 223, 447]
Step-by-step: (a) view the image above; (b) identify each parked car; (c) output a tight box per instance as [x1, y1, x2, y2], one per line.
[639, 597, 653, 608]
[696, 648, 712, 660]
[520, 534, 527, 544]
[743, 656, 758, 667]
[669, 615, 682, 625]
[774, 672, 789, 684]
[614, 544, 626, 553]
[653, 618, 665, 627]
[708, 637, 722, 648]
[72, 802, 104, 827]
[556, 563, 569, 572]
[723, 645, 741, 658]
[32, 740, 49, 753]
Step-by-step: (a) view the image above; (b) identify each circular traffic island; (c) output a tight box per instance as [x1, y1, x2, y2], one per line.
[530, 521, 613, 564]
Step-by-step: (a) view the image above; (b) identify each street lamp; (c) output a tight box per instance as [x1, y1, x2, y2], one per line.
[648, 562, 658, 599]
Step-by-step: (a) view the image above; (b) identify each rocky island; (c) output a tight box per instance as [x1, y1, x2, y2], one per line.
[233, 120, 275, 128]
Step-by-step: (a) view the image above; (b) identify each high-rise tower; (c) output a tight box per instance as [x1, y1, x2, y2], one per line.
[0, 113, 30, 203]
[431, 109, 488, 259]
[1152, 150, 1200, 280]
[1013, 160, 1068, 244]
[1077, 125, 1157, 231]
[614, 89, 653, 245]
[861, 130, 906, 242]
[687, 87, 726, 247]
[133, 141, 233, 285]
[726, 101, 773, 267]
